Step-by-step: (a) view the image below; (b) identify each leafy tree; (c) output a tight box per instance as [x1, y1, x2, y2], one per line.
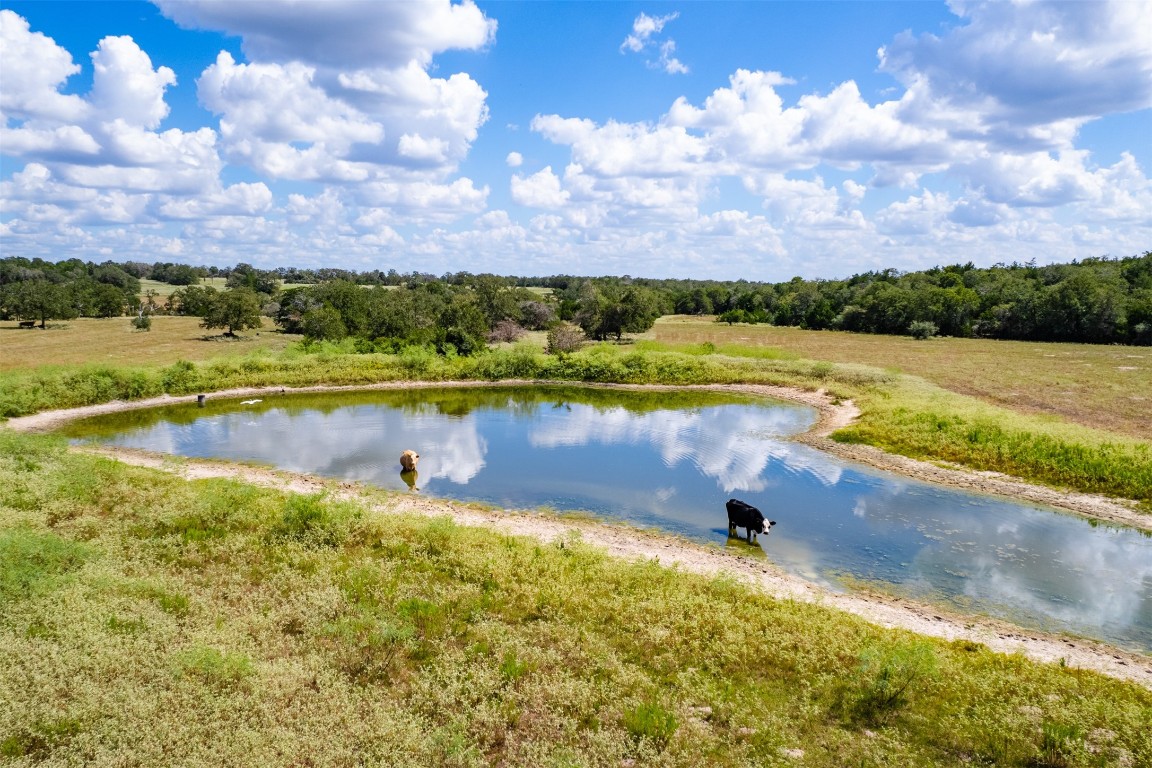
[151, 262, 202, 285]
[367, 285, 444, 346]
[301, 306, 347, 342]
[226, 263, 280, 295]
[0, 280, 76, 328]
[718, 308, 749, 325]
[1036, 267, 1127, 343]
[310, 279, 370, 336]
[92, 263, 140, 294]
[435, 292, 488, 355]
[575, 283, 662, 340]
[468, 273, 537, 327]
[170, 285, 219, 316]
[85, 281, 130, 318]
[201, 288, 263, 336]
[273, 287, 317, 334]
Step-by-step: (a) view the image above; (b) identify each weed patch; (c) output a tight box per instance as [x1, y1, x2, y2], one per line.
[0, 529, 92, 602]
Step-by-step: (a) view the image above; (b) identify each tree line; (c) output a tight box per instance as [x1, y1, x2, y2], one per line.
[2, 252, 1149, 346]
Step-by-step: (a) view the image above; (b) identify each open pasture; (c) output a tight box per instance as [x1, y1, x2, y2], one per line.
[644, 316, 1152, 440]
[0, 316, 301, 372]
[138, 277, 229, 296]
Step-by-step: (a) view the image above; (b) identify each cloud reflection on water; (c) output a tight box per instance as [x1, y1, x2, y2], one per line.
[850, 480, 1152, 646]
[528, 402, 840, 492]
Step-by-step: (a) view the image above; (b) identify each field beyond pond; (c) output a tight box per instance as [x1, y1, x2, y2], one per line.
[0, 316, 302, 371]
[644, 317, 1152, 440]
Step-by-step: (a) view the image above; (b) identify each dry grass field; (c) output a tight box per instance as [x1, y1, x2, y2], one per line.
[1, 316, 301, 371]
[138, 277, 229, 296]
[643, 316, 1152, 440]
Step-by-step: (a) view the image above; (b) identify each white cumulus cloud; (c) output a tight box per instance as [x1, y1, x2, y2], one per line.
[621, 11, 688, 74]
[155, 0, 495, 69]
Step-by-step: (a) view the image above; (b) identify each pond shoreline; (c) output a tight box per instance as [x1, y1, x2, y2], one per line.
[9, 379, 1148, 532]
[6, 381, 1151, 688]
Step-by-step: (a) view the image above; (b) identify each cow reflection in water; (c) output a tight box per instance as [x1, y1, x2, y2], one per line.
[400, 449, 420, 491]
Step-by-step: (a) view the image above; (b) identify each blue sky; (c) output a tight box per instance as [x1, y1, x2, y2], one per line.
[2, 1, 1149, 281]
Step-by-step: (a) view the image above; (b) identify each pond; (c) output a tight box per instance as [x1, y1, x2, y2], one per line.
[62, 385, 1152, 652]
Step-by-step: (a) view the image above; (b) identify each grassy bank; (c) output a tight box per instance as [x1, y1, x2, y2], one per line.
[4, 340, 1149, 510]
[2, 429, 1148, 767]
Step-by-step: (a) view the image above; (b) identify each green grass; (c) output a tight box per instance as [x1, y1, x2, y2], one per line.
[1, 429, 1149, 766]
[839, 375, 1152, 508]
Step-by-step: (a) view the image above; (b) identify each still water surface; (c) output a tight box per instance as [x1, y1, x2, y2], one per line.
[63, 386, 1152, 651]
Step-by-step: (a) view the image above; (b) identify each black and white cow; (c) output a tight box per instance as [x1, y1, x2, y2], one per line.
[726, 498, 776, 543]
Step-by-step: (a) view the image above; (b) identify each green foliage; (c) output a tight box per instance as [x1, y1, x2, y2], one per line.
[574, 281, 662, 340]
[200, 287, 264, 336]
[908, 320, 939, 340]
[168, 285, 218, 316]
[271, 494, 359, 547]
[1035, 720, 1088, 767]
[0, 279, 77, 327]
[622, 701, 678, 748]
[841, 642, 938, 725]
[224, 262, 280, 295]
[131, 313, 152, 331]
[0, 718, 84, 760]
[173, 646, 254, 689]
[301, 305, 347, 342]
[161, 359, 204, 394]
[0, 529, 92, 603]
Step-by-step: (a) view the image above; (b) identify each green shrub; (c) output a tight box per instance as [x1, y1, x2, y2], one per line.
[173, 646, 253, 689]
[0, 529, 91, 603]
[0, 718, 83, 760]
[271, 494, 359, 547]
[622, 700, 678, 748]
[842, 641, 937, 725]
[908, 320, 939, 340]
[1035, 720, 1087, 768]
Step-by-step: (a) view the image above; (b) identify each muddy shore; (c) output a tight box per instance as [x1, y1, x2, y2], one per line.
[6, 381, 1151, 688]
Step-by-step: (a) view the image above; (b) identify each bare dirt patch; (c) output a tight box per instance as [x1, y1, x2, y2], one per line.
[8, 380, 1151, 688]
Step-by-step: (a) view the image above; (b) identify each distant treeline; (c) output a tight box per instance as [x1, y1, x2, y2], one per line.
[2, 252, 1149, 345]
